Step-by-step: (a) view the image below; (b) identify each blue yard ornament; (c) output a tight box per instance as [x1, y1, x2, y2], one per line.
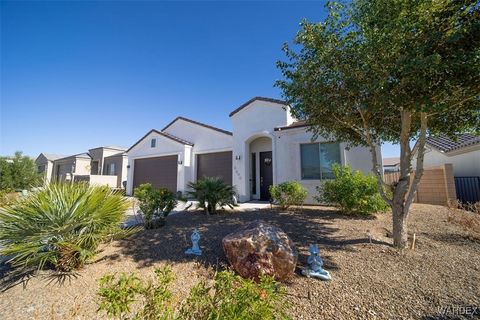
[302, 244, 331, 280]
[185, 229, 202, 256]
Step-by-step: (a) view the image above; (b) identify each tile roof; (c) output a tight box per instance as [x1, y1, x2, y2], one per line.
[383, 157, 400, 166]
[274, 120, 308, 131]
[42, 153, 67, 161]
[162, 116, 232, 136]
[126, 129, 194, 153]
[229, 96, 288, 117]
[426, 134, 480, 153]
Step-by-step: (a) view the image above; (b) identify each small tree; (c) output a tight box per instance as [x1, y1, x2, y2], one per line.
[277, 0, 479, 247]
[0, 151, 41, 191]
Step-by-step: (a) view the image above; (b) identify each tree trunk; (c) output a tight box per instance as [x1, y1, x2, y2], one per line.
[392, 200, 408, 248]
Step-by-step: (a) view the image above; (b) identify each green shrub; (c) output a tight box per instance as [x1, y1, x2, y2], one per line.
[97, 266, 175, 320]
[97, 268, 289, 320]
[316, 164, 389, 215]
[0, 151, 42, 191]
[97, 272, 143, 318]
[0, 183, 135, 272]
[187, 177, 236, 214]
[269, 181, 308, 210]
[179, 270, 289, 320]
[134, 183, 177, 229]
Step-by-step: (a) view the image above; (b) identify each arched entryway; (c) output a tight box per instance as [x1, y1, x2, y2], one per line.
[248, 136, 273, 200]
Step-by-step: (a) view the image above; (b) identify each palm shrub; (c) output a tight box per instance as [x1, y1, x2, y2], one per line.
[187, 177, 236, 214]
[134, 183, 177, 229]
[316, 164, 389, 215]
[0, 183, 133, 272]
[269, 181, 308, 210]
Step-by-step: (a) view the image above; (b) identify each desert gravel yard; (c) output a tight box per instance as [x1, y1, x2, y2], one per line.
[0, 204, 479, 320]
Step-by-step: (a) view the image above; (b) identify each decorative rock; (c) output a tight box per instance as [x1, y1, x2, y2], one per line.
[222, 220, 298, 281]
[185, 229, 202, 256]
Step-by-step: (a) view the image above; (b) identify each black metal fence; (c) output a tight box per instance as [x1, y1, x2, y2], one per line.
[454, 176, 480, 203]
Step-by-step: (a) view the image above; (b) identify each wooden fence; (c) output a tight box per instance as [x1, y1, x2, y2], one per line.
[383, 164, 457, 206]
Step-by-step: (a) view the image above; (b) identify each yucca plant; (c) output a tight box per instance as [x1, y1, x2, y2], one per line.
[0, 183, 134, 272]
[187, 176, 236, 214]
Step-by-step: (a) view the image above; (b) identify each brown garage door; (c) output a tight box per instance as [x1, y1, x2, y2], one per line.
[196, 151, 232, 185]
[133, 155, 178, 192]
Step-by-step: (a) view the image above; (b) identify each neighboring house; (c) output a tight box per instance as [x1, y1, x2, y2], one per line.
[38, 146, 128, 188]
[35, 153, 66, 183]
[52, 153, 92, 183]
[383, 157, 400, 172]
[126, 97, 381, 203]
[414, 134, 480, 177]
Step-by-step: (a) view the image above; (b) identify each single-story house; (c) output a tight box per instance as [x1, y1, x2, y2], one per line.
[126, 97, 381, 203]
[414, 134, 480, 177]
[35, 153, 66, 183]
[383, 157, 400, 172]
[37, 146, 128, 188]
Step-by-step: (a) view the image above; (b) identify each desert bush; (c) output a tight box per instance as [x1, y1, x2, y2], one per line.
[134, 183, 177, 229]
[179, 270, 289, 320]
[187, 176, 236, 214]
[0, 183, 135, 272]
[97, 266, 175, 320]
[269, 181, 308, 210]
[0, 190, 18, 207]
[97, 268, 289, 320]
[447, 200, 480, 238]
[316, 164, 389, 215]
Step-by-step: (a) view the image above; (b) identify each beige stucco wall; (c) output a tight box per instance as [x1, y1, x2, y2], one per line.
[103, 153, 128, 188]
[415, 147, 480, 177]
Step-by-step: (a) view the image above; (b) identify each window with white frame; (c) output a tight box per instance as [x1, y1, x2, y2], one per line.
[151, 138, 156, 148]
[300, 142, 341, 180]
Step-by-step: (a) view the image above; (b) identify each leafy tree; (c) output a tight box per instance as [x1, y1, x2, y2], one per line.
[277, 0, 479, 247]
[0, 151, 41, 191]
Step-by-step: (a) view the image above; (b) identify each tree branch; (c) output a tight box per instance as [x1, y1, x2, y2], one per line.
[357, 107, 393, 206]
[405, 112, 428, 212]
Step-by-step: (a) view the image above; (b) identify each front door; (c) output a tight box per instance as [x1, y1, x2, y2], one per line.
[259, 151, 273, 201]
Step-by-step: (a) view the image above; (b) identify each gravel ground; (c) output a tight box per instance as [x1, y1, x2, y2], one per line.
[0, 204, 479, 320]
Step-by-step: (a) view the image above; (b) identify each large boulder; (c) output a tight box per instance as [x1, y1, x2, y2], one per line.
[222, 220, 298, 281]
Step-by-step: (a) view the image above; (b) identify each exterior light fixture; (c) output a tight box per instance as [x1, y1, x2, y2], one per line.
[235, 155, 241, 160]
[178, 160, 183, 165]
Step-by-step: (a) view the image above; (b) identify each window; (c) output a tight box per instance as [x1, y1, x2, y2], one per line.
[151, 138, 156, 148]
[107, 162, 116, 175]
[300, 142, 341, 179]
[37, 165, 46, 173]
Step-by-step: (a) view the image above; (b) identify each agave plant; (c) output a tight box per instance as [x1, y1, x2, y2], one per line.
[187, 176, 236, 214]
[0, 183, 133, 272]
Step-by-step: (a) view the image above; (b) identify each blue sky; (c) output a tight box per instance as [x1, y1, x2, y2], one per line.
[0, 1, 399, 159]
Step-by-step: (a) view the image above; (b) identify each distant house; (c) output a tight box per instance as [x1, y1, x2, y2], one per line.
[35, 153, 67, 183]
[383, 157, 400, 172]
[36, 146, 128, 188]
[415, 134, 480, 177]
